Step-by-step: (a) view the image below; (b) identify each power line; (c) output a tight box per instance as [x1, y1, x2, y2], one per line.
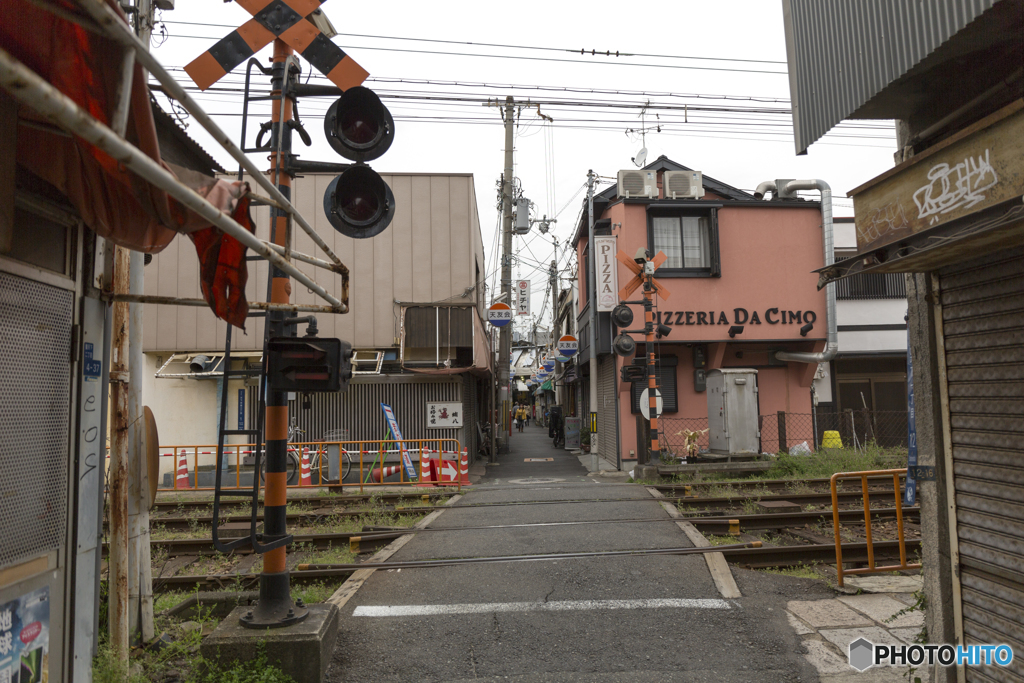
[162, 20, 788, 65]
[160, 32, 789, 75]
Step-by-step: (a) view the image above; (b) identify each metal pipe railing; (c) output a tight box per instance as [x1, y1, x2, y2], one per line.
[0, 46, 345, 311]
[830, 468, 920, 587]
[75, 0, 348, 281]
[152, 440, 464, 493]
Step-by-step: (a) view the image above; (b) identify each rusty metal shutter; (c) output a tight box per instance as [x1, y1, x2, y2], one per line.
[597, 355, 619, 467]
[939, 244, 1024, 675]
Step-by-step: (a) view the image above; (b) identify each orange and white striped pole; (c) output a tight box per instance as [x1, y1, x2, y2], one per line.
[644, 274, 662, 463]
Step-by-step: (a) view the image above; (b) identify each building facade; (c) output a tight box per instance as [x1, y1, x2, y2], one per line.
[143, 172, 490, 478]
[573, 156, 831, 469]
[784, 2, 1024, 679]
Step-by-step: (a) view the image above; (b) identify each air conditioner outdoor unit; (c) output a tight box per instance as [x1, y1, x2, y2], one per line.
[617, 170, 657, 199]
[663, 170, 705, 199]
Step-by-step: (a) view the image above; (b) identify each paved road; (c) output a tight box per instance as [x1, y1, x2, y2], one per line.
[327, 424, 830, 682]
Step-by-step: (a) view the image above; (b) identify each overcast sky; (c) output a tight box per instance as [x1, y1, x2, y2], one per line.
[149, 0, 898, 336]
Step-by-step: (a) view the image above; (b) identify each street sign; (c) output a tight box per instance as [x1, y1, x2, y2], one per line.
[516, 280, 531, 315]
[639, 388, 663, 420]
[543, 360, 555, 371]
[557, 335, 578, 357]
[267, 337, 351, 392]
[555, 355, 570, 363]
[488, 302, 513, 328]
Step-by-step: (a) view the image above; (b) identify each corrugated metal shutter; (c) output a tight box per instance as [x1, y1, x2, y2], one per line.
[939, 245, 1024, 679]
[597, 355, 618, 468]
[286, 377, 465, 451]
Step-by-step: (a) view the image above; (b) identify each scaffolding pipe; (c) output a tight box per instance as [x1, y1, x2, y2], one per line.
[106, 292, 344, 313]
[74, 0, 346, 270]
[261, 240, 348, 274]
[0, 46, 347, 312]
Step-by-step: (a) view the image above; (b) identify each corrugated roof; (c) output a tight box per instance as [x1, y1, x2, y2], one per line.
[782, 0, 998, 154]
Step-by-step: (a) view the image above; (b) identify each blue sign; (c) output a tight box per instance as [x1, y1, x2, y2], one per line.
[83, 342, 102, 382]
[238, 389, 245, 430]
[0, 585, 50, 683]
[905, 328, 917, 506]
[381, 403, 417, 481]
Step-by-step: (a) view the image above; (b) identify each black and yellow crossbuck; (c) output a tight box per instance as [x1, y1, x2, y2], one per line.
[185, 0, 367, 91]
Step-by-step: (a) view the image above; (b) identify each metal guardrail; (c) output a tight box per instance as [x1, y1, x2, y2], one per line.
[830, 468, 920, 587]
[156, 439, 463, 493]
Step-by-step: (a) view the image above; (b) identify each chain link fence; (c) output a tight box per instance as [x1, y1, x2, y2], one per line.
[657, 409, 909, 456]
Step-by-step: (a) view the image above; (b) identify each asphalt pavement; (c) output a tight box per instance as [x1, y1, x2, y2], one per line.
[326, 423, 830, 682]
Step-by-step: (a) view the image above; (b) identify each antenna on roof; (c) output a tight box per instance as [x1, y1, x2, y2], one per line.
[632, 146, 648, 167]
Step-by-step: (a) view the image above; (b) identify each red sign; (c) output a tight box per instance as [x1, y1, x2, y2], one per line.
[20, 621, 41, 644]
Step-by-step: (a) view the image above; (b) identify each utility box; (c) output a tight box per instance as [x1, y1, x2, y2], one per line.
[707, 369, 760, 455]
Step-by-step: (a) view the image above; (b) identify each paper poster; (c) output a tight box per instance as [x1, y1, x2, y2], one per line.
[0, 585, 49, 683]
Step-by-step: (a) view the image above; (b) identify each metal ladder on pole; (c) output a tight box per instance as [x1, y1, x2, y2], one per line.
[210, 320, 294, 555]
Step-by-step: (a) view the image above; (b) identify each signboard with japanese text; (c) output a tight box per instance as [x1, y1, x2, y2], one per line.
[594, 236, 618, 311]
[427, 402, 463, 429]
[516, 280, 530, 315]
[487, 302, 513, 328]
[0, 585, 49, 683]
[557, 335, 578, 357]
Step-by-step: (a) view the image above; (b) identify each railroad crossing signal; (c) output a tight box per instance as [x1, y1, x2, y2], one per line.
[266, 337, 352, 392]
[184, 0, 368, 91]
[616, 249, 671, 302]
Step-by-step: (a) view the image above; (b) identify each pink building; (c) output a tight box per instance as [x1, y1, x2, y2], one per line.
[571, 157, 829, 469]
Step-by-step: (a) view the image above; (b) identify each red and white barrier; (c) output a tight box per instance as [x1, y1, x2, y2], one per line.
[175, 449, 189, 489]
[458, 447, 472, 486]
[416, 449, 436, 487]
[300, 447, 312, 486]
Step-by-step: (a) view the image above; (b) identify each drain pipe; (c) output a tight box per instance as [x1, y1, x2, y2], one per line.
[759, 179, 838, 365]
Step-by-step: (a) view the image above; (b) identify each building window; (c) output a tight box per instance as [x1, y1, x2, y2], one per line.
[647, 210, 720, 276]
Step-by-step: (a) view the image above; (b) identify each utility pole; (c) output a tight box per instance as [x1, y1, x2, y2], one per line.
[549, 258, 559, 406]
[586, 170, 599, 464]
[127, 0, 154, 645]
[497, 96, 515, 451]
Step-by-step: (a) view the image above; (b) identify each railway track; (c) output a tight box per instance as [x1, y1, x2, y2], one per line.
[146, 539, 920, 593]
[654, 474, 904, 495]
[151, 490, 454, 512]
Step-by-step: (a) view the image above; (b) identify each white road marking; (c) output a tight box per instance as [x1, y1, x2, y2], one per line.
[353, 598, 732, 617]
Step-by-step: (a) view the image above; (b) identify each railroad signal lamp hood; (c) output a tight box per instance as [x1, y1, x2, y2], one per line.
[324, 86, 394, 162]
[323, 165, 396, 239]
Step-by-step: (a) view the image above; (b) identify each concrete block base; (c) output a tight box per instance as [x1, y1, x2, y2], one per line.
[201, 603, 339, 683]
[633, 464, 660, 481]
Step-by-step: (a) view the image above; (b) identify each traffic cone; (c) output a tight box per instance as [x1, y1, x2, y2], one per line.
[175, 449, 189, 489]
[370, 465, 402, 483]
[458, 447, 472, 486]
[300, 447, 312, 486]
[416, 449, 435, 487]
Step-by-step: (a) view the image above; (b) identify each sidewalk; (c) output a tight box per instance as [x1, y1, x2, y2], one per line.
[326, 423, 836, 682]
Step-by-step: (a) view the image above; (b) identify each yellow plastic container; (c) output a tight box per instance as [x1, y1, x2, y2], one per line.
[821, 430, 843, 449]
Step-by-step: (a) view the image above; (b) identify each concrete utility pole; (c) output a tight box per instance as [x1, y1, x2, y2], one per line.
[108, 246, 130, 660]
[549, 258, 559, 406]
[127, 0, 154, 644]
[586, 170, 599, 461]
[497, 96, 515, 450]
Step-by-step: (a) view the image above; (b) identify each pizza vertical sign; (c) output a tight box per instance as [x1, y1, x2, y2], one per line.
[594, 236, 618, 312]
[516, 280, 530, 315]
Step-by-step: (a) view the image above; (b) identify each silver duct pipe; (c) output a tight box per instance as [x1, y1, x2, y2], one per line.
[760, 179, 838, 365]
[753, 181, 777, 200]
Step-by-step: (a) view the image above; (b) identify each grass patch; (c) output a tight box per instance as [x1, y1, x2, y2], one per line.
[705, 535, 741, 546]
[765, 445, 906, 480]
[761, 564, 822, 580]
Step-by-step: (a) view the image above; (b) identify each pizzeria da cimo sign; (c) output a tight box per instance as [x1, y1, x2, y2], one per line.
[653, 308, 818, 326]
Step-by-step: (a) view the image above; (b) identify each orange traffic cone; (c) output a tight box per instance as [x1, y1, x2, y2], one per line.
[458, 447, 472, 486]
[300, 447, 312, 486]
[175, 449, 189, 490]
[371, 465, 402, 483]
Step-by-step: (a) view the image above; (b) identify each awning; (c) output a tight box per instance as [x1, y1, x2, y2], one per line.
[541, 380, 553, 391]
[1, 0, 262, 327]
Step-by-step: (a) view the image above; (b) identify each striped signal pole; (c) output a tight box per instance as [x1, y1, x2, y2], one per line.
[643, 273, 661, 463]
[254, 37, 306, 627]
